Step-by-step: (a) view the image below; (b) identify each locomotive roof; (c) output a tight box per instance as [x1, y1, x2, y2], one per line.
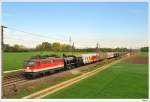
[25, 57, 63, 62]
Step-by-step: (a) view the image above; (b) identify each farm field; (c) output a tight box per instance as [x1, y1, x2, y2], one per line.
[3, 51, 91, 71]
[44, 52, 148, 99]
[138, 52, 148, 57]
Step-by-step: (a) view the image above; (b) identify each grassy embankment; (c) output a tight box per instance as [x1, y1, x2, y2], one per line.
[44, 52, 148, 99]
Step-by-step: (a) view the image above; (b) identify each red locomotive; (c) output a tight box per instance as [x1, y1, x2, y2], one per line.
[23, 56, 64, 78]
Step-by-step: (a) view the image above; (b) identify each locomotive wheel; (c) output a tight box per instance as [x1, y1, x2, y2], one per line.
[38, 72, 44, 77]
[31, 73, 37, 79]
[45, 71, 50, 75]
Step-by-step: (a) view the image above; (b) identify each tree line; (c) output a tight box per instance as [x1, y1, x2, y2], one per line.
[140, 47, 148, 52]
[4, 42, 73, 52]
[3, 42, 143, 52]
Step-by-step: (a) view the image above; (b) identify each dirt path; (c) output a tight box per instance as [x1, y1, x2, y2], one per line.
[22, 56, 127, 99]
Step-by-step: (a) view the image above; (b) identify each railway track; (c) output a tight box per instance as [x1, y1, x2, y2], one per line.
[3, 79, 28, 87]
[2, 63, 92, 87]
[3, 72, 29, 87]
[2, 57, 122, 88]
[2, 58, 103, 87]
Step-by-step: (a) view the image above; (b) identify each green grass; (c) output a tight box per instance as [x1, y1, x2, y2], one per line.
[138, 52, 148, 57]
[3, 51, 91, 71]
[44, 62, 148, 99]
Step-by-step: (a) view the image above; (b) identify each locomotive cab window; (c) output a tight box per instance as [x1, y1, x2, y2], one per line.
[24, 61, 35, 66]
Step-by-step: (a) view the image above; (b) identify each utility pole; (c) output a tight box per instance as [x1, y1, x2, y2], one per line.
[72, 42, 74, 55]
[69, 36, 72, 45]
[96, 42, 98, 53]
[1, 25, 7, 97]
[1, 25, 7, 51]
[98, 42, 100, 53]
[69, 36, 72, 54]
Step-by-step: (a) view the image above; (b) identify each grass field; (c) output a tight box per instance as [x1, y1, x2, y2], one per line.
[138, 52, 148, 57]
[44, 53, 148, 99]
[3, 51, 90, 71]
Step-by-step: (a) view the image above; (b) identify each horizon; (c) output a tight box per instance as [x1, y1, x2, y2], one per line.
[2, 2, 148, 49]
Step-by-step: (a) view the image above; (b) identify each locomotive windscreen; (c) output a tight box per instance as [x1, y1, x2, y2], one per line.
[24, 61, 35, 66]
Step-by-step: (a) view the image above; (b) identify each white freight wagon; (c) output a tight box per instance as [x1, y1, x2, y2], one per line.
[81, 53, 97, 64]
[106, 52, 115, 58]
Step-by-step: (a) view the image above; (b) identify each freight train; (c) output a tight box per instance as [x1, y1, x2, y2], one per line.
[23, 52, 122, 78]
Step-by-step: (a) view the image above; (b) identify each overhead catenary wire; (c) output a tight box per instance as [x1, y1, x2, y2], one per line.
[5, 26, 125, 45]
[3, 26, 148, 49]
[5, 26, 69, 42]
[4, 26, 101, 48]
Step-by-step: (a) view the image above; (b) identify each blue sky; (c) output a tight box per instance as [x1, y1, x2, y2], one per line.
[2, 2, 148, 48]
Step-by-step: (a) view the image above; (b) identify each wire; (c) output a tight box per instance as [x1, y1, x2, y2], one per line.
[6, 26, 69, 42]
[4, 26, 147, 49]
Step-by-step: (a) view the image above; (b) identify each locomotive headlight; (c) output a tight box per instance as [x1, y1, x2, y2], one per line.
[26, 67, 30, 70]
